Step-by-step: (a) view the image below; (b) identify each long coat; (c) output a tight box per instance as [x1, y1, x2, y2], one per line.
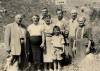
[4, 22, 27, 55]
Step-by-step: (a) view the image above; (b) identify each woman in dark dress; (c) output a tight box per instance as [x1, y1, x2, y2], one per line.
[27, 15, 44, 71]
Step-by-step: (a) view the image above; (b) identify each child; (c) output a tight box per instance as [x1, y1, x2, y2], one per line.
[51, 26, 64, 71]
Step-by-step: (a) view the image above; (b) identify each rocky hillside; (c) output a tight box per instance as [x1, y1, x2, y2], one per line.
[0, 0, 100, 42]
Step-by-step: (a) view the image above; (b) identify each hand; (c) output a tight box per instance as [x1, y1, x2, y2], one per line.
[72, 47, 76, 54]
[6, 49, 11, 54]
[40, 43, 45, 48]
[86, 48, 90, 54]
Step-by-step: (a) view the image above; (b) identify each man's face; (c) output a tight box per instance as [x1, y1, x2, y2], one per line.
[57, 11, 63, 20]
[42, 9, 48, 17]
[15, 15, 23, 24]
[32, 16, 39, 25]
[71, 12, 77, 20]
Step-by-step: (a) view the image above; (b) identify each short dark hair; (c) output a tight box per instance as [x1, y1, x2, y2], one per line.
[42, 7, 48, 12]
[56, 8, 63, 14]
[52, 26, 61, 35]
[43, 7, 48, 10]
[34, 15, 40, 19]
[45, 14, 51, 19]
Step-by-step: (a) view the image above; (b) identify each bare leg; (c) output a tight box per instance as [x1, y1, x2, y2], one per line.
[49, 63, 53, 71]
[58, 61, 62, 71]
[37, 64, 41, 71]
[44, 63, 47, 71]
[54, 61, 57, 71]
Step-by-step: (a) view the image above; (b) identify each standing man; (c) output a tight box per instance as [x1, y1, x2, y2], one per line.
[53, 9, 67, 33]
[67, 9, 79, 58]
[4, 14, 28, 71]
[53, 9, 71, 63]
[40, 7, 50, 24]
[40, 7, 49, 20]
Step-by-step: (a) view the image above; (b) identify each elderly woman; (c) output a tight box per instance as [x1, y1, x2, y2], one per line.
[73, 17, 92, 62]
[42, 15, 54, 71]
[27, 15, 44, 71]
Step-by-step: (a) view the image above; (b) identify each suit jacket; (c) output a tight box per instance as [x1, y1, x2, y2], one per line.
[4, 22, 27, 55]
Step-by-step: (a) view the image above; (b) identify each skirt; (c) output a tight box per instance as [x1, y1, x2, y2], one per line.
[53, 48, 63, 60]
[30, 36, 43, 64]
[43, 36, 54, 62]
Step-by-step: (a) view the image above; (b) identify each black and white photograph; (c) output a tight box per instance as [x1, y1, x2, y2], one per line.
[0, 0, 100, 71]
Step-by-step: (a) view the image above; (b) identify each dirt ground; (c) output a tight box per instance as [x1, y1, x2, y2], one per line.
[0, 43, 100, 71]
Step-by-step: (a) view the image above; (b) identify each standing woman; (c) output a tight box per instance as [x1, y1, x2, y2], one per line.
[27, 15, 44, 71]
[42, 15, 54, 71]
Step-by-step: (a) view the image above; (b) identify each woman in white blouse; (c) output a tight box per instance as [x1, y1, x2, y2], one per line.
[27, 15, 44, 71]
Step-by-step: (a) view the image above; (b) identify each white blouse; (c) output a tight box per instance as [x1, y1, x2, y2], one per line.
[68, 19, 79, 37]
[27, 23, 44, 36]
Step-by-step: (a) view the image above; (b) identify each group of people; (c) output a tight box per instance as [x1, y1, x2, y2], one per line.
[4, 7, 100, 71]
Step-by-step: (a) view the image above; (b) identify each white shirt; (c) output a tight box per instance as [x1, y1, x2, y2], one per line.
[53, 18, 67, 31]
[68, 19, 79, 37]
[27, 23, 44, 36]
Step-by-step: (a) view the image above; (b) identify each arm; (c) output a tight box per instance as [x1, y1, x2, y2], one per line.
[63, 21, 69, 37]
[4, 25, 11, 53]
[85, 27, 92, 54]
[72, 28, 77, 53]
[40, 24, 45, 48]
[41, 31, 45, 48]
[61, 36, 65, 53]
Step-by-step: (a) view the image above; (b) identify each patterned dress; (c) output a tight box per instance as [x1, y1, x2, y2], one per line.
[74, 26, 92, 61]
[43, 23, 54, 62]
[51, 35, 64, 60]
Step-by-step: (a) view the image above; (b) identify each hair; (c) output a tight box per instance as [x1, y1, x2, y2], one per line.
[15, 14, 23, 19]
[32, 14, 40, 19]
[42, 7, 48, 12]
[35, 14, 40, 18]
[45, 14, 51, 19]
[43, 7, 48, 10]
[56, 8, 63, 14]
[52, 26, 61, 35]
[77, 17, 86, 22]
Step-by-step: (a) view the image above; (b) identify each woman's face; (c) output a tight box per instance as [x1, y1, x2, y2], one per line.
[78, 19, 85, 27]
[32, 16, 40, 25]
[45, 17, 51, 25]
[79, 21, 84, 27]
